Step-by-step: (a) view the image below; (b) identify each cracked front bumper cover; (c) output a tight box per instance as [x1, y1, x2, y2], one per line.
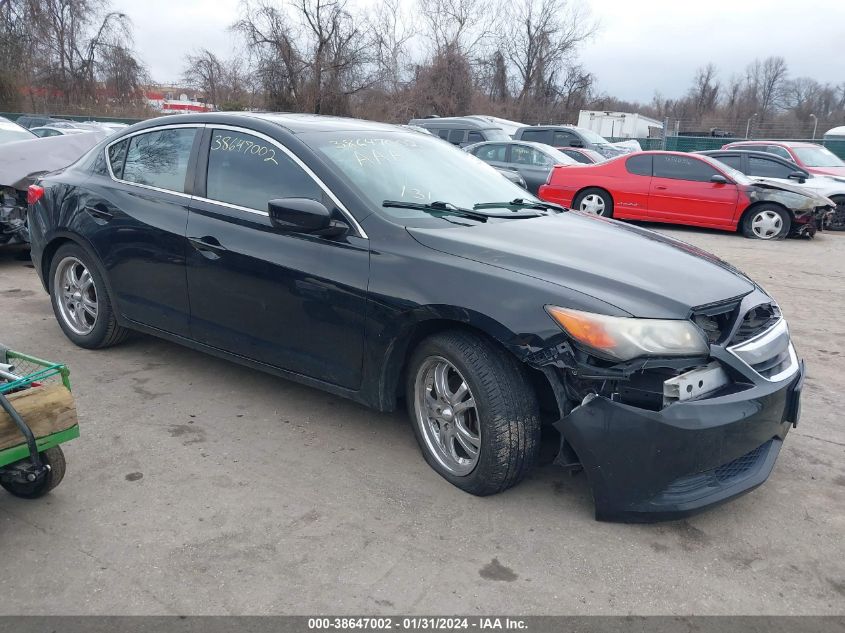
[553, 361, 804, 523]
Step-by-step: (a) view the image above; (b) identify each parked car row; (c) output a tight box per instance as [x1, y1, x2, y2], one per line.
[23, 112, 805, 521]
[537, 151, 835, 240]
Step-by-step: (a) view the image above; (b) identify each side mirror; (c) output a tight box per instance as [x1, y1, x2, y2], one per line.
[710, 174, 730, 184]
[268, 198, 348, 237]
[569, 140, 584, 148]
[788, 171, 808, 183]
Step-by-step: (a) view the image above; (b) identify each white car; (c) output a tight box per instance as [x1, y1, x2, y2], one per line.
[700, 149, 845, 229]
[0, 116, 37, 145]
[30, 125, 89, 138]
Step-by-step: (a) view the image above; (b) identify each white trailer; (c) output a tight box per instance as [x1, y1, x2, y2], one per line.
[577, 111, 663, 139]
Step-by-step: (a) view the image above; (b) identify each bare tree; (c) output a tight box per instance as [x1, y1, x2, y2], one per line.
[501, 0, 595, 120]
[689, 63, 720, 115]
[370, 0, 414, 91]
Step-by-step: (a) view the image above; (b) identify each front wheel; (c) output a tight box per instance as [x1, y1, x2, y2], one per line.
[405, 331, 540, 496]
[573, 188, 614, 217]
[741, 205, 791, 240]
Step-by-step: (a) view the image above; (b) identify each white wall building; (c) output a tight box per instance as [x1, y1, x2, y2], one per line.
[577, 111, 664, 139]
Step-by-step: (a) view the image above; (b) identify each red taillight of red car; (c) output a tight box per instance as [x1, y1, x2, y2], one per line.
[27, 184, 45, 205]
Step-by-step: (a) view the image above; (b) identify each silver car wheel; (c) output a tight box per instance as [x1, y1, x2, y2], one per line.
[413, 356, 481, 476]
[750, 209, 783, 239]
[54, 256, 98, 335]
[579, 194, 606, 215]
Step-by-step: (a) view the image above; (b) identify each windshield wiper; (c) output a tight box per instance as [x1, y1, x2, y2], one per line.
[473, 198, 567, 213]
[382, 200, 490, 222]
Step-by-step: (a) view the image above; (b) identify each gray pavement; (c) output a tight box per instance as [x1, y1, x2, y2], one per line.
[0, 227, 843, 615]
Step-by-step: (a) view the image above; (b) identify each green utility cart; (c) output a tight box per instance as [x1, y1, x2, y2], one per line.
[0, 346, 77, 498]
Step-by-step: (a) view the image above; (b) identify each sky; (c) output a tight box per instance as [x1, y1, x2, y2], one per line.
[112, 0, 845, 103]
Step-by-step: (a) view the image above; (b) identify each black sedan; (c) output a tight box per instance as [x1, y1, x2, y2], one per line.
[464, 140, 578, 194]
[27, 113, 804, 521]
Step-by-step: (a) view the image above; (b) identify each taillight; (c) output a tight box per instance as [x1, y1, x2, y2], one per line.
[27, 184, 44, 205]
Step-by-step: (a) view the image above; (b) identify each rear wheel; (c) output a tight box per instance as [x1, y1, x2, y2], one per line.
[828, 195, 845, 231]
[48, 243, 129, 348]
[406, 330, 540, 496]
[573, 188, 614, 217]
[1, 446, 66, 499]
[741, 205, 790, 240]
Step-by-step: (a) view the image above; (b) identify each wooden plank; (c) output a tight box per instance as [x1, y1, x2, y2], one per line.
[0, 384, 77, 452]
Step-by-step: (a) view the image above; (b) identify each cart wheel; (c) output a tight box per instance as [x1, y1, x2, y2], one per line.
[1, 446, 66, 499]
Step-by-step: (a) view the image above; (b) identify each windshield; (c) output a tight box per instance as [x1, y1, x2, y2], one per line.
[483, 128, 511, 141]
[303, 130, 536, 220]
[538, 144, 579, 165]
[577, 128, 612, 145]
[793, 145, 845, 168]
[0, 120, 35, 145]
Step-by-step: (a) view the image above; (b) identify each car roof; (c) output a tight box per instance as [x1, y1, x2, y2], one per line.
[408, 116, 500, 130]
[118, 111, 413, 136]
[726, 140, 819, 148]
[517, 124, 580, 131]
[700, 149, 798, 161]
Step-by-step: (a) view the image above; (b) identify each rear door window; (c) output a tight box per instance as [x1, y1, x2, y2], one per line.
[108, 139, 129, 179]
[474, 144, 507, 162]
[467, 131, 484, 144]
[205, 129, 322, 212]
[653, 155, 719, 182]
[553, 130, 579, 147]
[121, 128, 197, 192]
[519, 129, 549, 143]
[436, 129, 449, 140]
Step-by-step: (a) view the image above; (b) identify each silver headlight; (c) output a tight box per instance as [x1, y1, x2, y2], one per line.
[546, 306, 709, 362]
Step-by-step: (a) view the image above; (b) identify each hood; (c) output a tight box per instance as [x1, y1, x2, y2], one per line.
[810, 166, 845, 177]
[0, 130, 110, 190]
[407, 213, 755, 319]
[750, 178, 835, 206]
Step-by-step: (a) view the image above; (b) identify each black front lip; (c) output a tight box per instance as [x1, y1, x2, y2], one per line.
[553, 361, 804, 523]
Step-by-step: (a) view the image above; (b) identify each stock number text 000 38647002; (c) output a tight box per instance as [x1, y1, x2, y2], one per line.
[211, 134, 279, 165]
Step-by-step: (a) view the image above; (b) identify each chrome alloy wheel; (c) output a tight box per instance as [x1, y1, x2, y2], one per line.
[579, 194, 606, 215]
[54, 256, 98, 335]
[750, 209, 783, 239]
[413, 356, 481, 476]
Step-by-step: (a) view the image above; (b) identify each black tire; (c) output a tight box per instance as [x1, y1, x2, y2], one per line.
[48, 243, 129, 349]
[828, 196, 845, 231]
[1, 446, 66, 499]
[741, 204, 791, 240]
[572, 188, 614, 217]
[405, 330, 540, 496]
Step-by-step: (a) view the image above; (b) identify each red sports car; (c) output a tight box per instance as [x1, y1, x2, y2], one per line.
[538, 151, 835, 239]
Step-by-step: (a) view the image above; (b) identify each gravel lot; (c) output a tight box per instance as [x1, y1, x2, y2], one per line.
[0, 226, 843, 615]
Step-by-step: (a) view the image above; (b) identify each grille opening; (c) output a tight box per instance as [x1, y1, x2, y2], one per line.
[663, 441, 772, 498]
[733, 304, 781, 344]
[692, 301, 740, 344]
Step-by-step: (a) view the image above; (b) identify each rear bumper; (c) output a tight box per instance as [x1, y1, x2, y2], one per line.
[553, 361, 803, 523]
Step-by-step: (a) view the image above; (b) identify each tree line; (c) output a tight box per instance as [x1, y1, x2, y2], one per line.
[2, 0, 843, 138]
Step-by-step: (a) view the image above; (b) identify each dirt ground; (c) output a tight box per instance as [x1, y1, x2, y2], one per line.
[0, 226, 843, 615]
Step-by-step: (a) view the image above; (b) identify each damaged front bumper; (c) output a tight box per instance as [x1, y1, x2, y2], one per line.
[535, 292, 805, 522]
[554, 363, 802, 522]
